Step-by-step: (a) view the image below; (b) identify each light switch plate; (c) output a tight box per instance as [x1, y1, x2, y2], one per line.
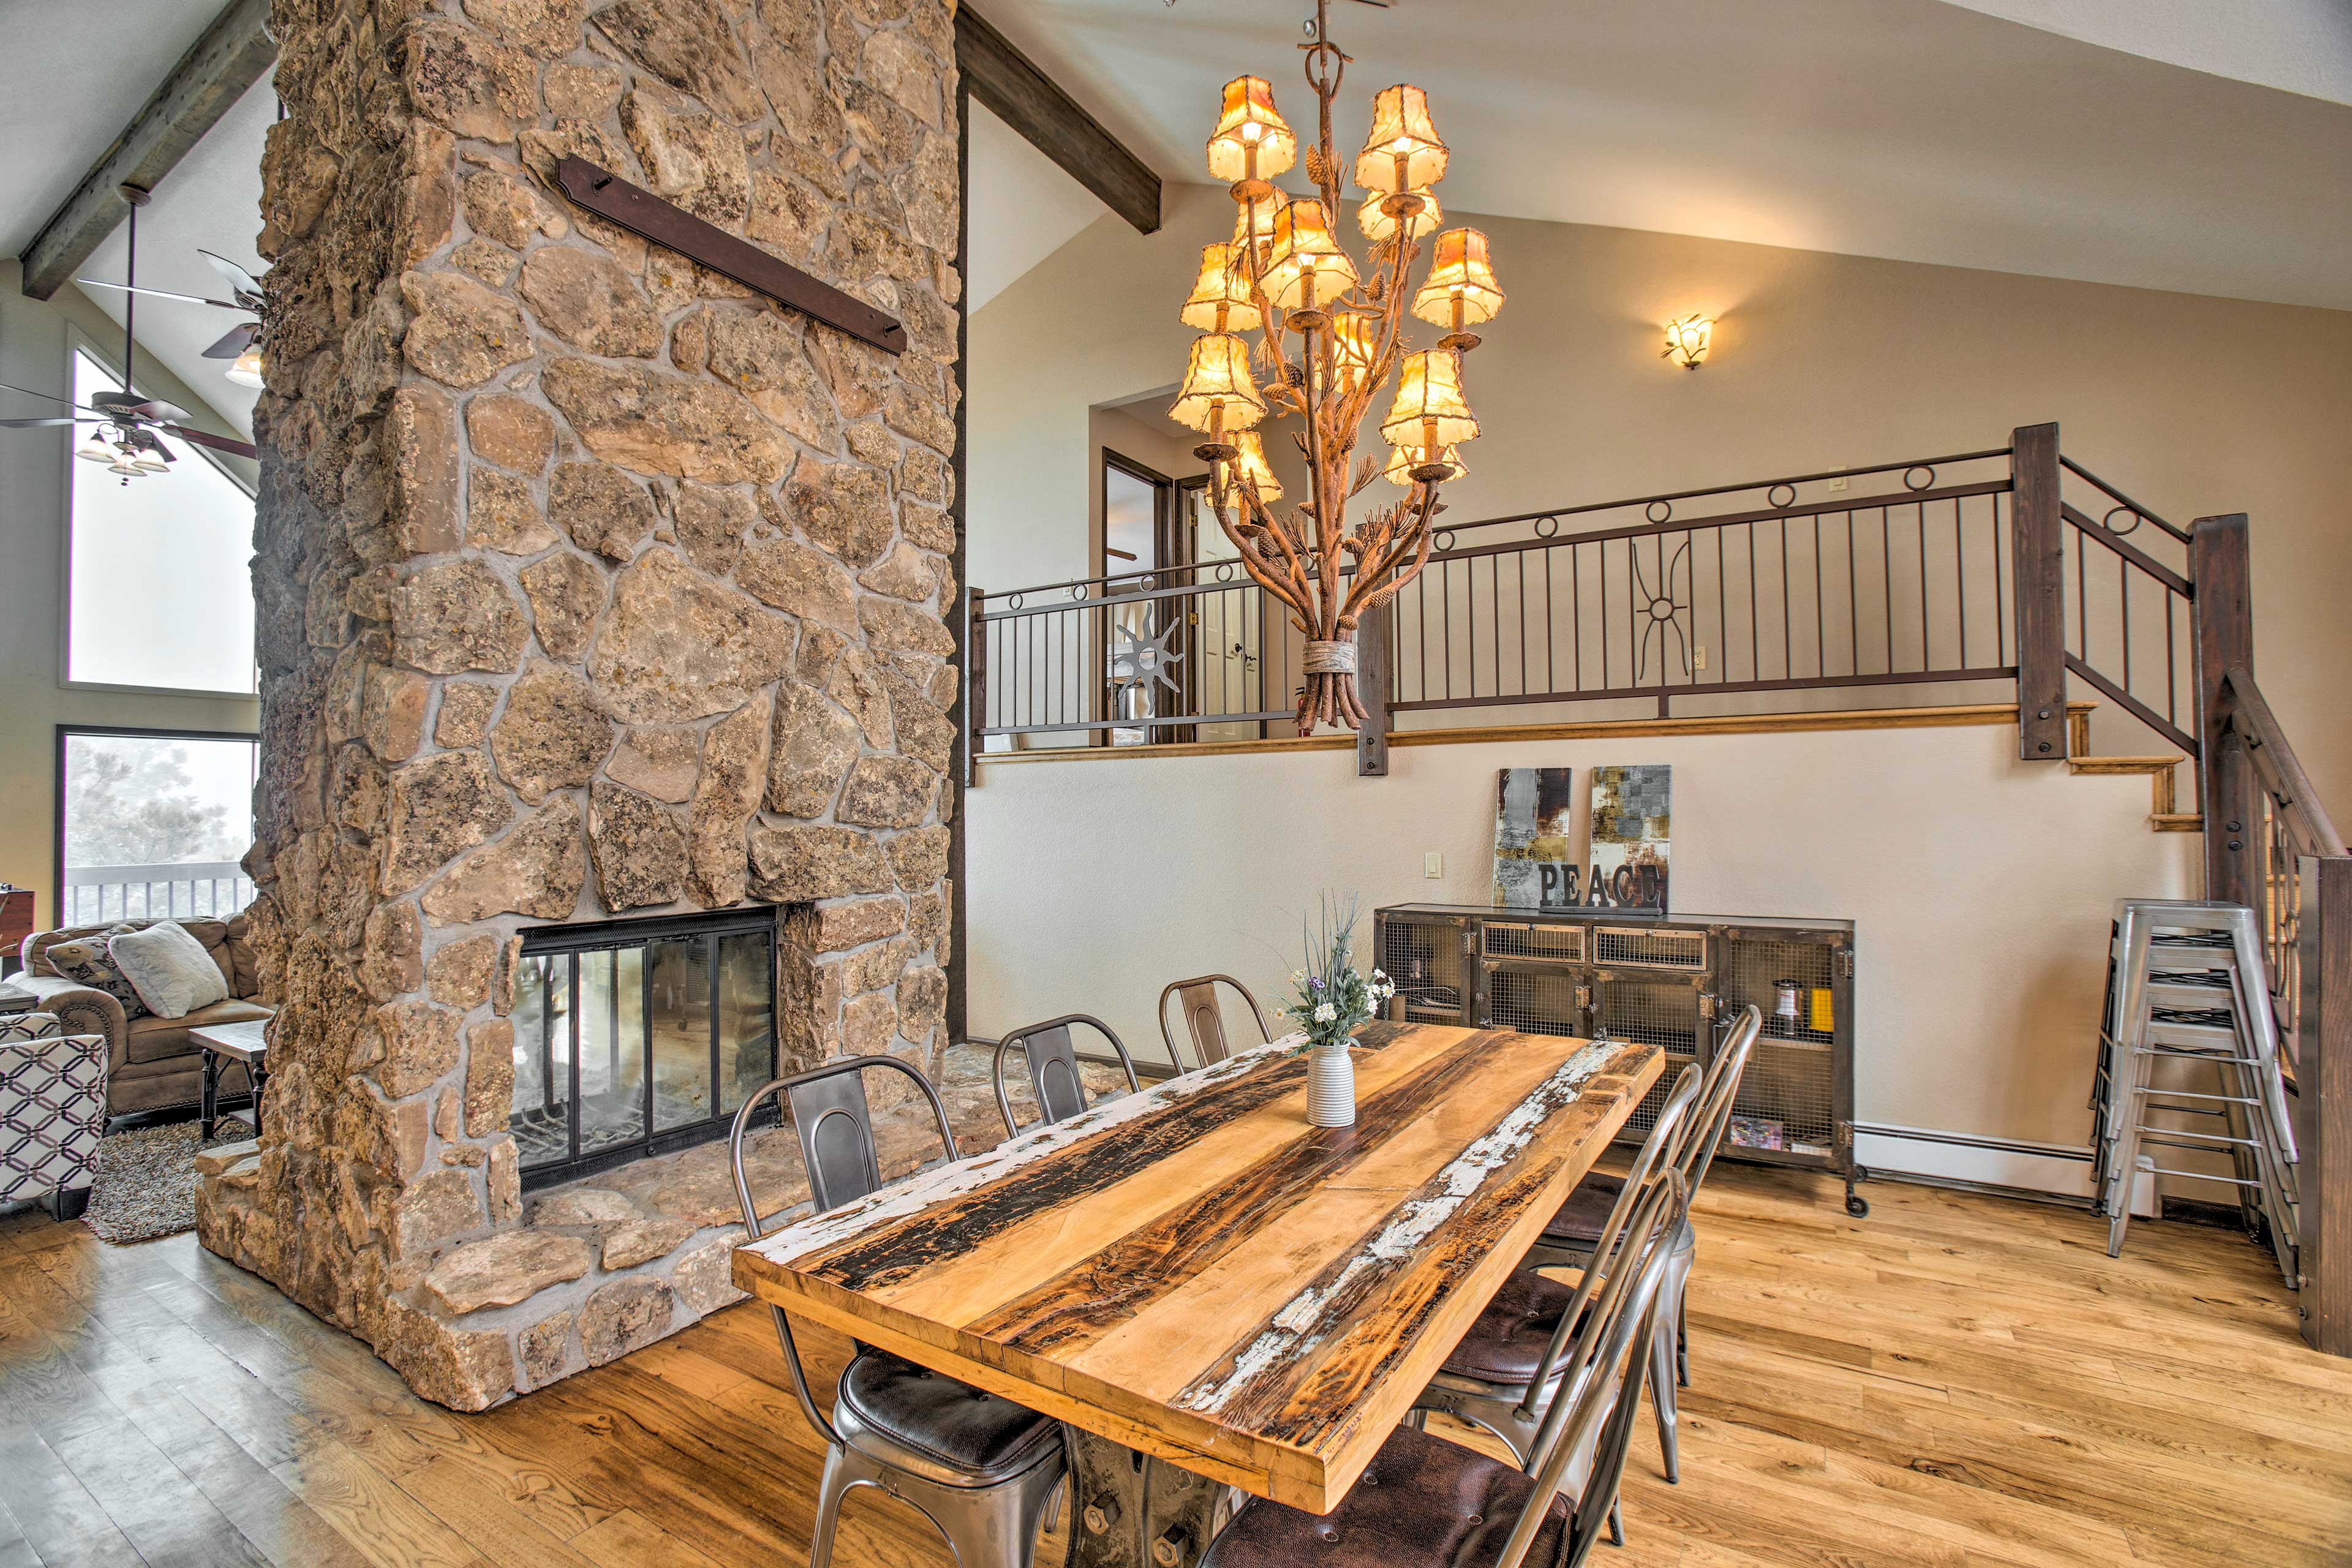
[1828, 474, 1850, 492]
[1423, 851, 1444, 879]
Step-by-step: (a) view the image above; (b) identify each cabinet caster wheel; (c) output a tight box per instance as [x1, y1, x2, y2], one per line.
[1845, 1194, 1870, 1218]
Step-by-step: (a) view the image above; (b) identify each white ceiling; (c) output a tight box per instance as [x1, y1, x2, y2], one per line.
[1, 0, 2343, 442]
[0, 0, 228, 257]
[967, 99, 1110, 311]
[971, 0, 2352, 311]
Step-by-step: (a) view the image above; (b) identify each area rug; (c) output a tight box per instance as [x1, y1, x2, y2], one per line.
[82, 1118, 251, 1245]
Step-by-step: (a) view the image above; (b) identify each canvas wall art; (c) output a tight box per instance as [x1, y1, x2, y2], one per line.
[1490, 767, 1578, 910]
[1589, 763, 1672, 913]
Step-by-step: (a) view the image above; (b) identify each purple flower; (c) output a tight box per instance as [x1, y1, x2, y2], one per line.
[1308, 975, 1325, 990]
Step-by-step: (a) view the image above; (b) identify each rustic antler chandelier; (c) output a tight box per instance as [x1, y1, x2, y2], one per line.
[1169, 0, 1501, 733]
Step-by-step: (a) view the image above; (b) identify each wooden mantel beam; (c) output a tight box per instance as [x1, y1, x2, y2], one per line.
[955, 4, 1161, 235]
[18, 0, 277, 301]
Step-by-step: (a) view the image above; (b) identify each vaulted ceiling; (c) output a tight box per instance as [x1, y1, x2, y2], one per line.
[4, 0, 2346, 440]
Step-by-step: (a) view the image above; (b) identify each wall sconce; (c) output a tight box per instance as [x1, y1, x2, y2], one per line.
[1662, 312, 1714, 369]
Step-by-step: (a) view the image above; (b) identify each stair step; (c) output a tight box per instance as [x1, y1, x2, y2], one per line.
[2070, 755, 2186, 775]
[2151, 814, 2203, 832]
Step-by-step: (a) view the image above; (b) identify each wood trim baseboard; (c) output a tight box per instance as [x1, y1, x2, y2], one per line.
[976, 702, 2100, 769]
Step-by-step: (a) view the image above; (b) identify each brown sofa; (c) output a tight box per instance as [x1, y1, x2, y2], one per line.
[12, 914, 272, 1118]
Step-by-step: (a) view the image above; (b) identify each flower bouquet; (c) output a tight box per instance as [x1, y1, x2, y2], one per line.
[1282, 894, 1396, 1127]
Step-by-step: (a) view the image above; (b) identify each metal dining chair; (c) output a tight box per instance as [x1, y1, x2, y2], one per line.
[1408, 1061, 1700, 1482]
[993, 1014, 1141, 1137]
[1524, 1005, 1762, 1485]
[731, 1055, 1066, 1568]
[1202, 1174, 1687, 1568]
[1157, 974, 1273, 1069]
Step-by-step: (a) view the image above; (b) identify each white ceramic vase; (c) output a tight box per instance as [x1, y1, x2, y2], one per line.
[1308, 1039, 1357, 1128]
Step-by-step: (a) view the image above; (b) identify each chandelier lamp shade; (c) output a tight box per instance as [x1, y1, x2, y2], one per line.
[1383, 440, 1465, 486]
[1207, 75, 1298, 183]
[1263, 200, 1358, 321]
[1412, 227, 1504, 349]
[1169, 331, 1267, 458]
[1384, 349, 1479, 459]
[1357, 85, 1449, 193]
[1357, 185, 1441, 242]
[1229, 429, 1284, 502]
[1166, 0, 1501, 735]
[1181, 243, 1263, 333]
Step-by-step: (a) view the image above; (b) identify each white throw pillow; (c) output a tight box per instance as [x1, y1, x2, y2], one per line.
[107, 921, 232, 1020]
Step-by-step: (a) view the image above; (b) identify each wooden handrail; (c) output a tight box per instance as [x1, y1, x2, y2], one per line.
[2219, 667, 2347, 857]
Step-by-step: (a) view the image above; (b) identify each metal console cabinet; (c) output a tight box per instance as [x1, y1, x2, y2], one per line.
[1373, 903, 1866, 1216]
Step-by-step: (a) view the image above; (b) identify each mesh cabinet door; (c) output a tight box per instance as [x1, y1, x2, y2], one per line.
[1713, 934, 1842, 1163]
[1376, 915, 1471, 1025]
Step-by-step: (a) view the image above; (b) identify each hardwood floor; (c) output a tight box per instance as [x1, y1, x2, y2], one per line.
[2, 1164, 2346, 1567]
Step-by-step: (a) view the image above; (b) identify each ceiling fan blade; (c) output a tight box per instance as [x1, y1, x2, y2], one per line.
[200, 250, 267, 304]
[0, 417, 83, 428]
[0, 380, 100, 412]
[164, 425, 259, 460]
[74, 277, 243, 311]
[202, 322, 258, 359]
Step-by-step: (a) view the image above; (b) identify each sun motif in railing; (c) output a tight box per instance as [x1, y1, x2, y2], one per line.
[1111, 620, 1185, 707]
[1632, 537, 1693, 685]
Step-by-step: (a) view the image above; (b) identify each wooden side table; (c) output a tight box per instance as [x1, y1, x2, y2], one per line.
[190, 1019, 270, 1140]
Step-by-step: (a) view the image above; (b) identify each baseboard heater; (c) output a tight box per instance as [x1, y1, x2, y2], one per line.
[1852, 1121, 2165, 1213]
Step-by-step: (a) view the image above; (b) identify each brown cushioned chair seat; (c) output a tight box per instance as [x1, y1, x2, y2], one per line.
[1439, 1268, 1588, 1385]
[124, 998, 274, 1063]
[1538, 1170, 1623, 1248]
[835, 1350, 1060, 1485]
[1201, 1422, 1572, 1568]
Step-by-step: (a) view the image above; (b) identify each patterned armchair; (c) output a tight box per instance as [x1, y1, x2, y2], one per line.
[0, 1011, 107, 1219]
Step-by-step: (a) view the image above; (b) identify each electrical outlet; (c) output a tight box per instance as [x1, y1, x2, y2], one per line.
[1423, 851, 1444, 879]
[1828, 474, 1849, 492]
[1694, 644, 1708, 671]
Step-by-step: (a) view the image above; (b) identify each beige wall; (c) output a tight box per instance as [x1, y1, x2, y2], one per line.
[970, 183, 2352, 816]
[967, 722, 2196, 1160]
[0, 262, 260, 937]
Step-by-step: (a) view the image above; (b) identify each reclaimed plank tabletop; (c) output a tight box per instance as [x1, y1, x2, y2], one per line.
[733, 1020, 1662, 1516]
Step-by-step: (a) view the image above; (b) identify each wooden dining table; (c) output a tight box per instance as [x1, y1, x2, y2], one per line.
[733, 1019, 1662, 1568]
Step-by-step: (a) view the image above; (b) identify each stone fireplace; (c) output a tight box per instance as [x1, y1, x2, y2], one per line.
[196, 0, 960, 1408]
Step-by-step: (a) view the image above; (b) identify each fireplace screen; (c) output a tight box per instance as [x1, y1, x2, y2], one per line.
[510, 908, 778, 1188]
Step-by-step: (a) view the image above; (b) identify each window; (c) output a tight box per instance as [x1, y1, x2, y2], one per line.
[65, 348, 257, 694]
[58, 728, 259, 925]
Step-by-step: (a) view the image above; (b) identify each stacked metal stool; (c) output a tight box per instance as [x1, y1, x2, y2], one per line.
[2090, 897, 2297, 1280]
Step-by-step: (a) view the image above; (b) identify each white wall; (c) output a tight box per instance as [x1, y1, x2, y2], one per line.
[0, 262, 260, 932]
[968, 720, 2195, 1161]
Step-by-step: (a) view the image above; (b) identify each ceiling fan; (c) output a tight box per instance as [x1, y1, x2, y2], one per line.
[78, 246, 266, 390]
[0, 184, 261, 477]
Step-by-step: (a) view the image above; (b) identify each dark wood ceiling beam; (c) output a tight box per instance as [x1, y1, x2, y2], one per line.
[956, 5, 1160, 235]
[18, 0, 277, 300]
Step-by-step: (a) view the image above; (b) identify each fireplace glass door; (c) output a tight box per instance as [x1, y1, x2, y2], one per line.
[511, 909, 778, 1187]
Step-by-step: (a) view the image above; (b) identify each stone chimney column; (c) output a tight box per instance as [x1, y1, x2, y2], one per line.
[202, 0, 960, 1408]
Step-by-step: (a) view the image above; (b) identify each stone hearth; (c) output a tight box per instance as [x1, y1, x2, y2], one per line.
[199, 1048, 1117, 1405]
[197, 0, 962, 1408]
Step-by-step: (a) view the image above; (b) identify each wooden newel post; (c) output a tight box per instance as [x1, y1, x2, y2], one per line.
[2009, 423, 2067, 762]
[1356, 605, 1391, 777]
[2299, 854, 2352, 1356]
[2189, 514, 2254, 907]
[963, 587, 987, 790]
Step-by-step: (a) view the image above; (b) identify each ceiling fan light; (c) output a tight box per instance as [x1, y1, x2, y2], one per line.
[75, 434, 115, 464]
[130, 446, 172, 473]
[107, 452, 146, 477]
[225, 345, 266, 388]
